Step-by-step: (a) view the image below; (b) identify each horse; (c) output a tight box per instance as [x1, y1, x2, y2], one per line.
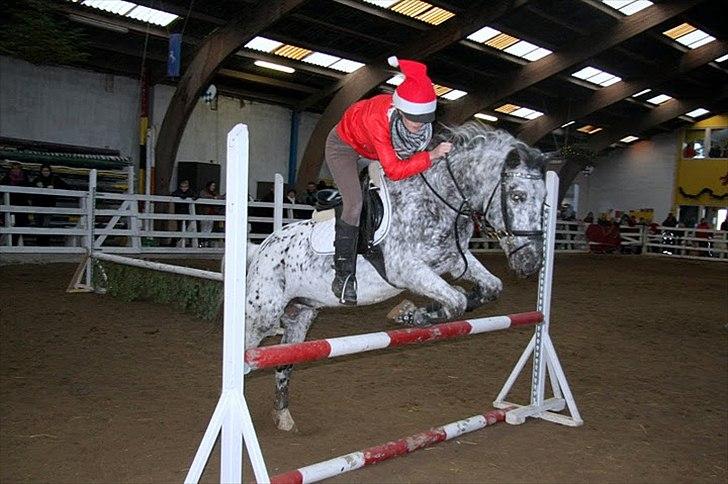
[244, 122, 548, 431]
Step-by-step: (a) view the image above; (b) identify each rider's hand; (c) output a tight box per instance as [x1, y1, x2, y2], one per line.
[428, 142, 453, 161]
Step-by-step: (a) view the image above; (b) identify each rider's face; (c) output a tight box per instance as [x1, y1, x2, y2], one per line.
[401, 116, 425, 134]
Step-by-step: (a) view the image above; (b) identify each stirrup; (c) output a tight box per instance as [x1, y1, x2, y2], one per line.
[332, 273, 357, 305]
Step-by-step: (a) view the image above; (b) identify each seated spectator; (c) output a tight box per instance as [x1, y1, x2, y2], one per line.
[302, 181, 318, 206]
[662, 212, 678, 228]
[31, 164, 69, 246]
[170, 179, 196, 247]
[0, 162, 31, 244]
[198, 181, 221, 247]
[583, 212, 594, 224]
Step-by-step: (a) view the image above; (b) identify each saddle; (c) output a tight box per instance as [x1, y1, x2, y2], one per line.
[309, 161, 392, 279]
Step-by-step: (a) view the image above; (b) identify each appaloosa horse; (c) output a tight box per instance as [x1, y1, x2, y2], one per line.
[245, 122, 547, 431]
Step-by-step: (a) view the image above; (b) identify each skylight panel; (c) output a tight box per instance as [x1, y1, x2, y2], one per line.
[126, 6, 177, 26]
[254, 61, 295, 74]
[685, 108, 709, 118]
[571, 66, 621, 87]
[386, 74, 405, 86]
[441, 89, 467, 101]
[663, 23, 715, 49]
[78, 0, 178, 27]
[362, 0, 399, 7]
[275, 45, 312, 60]
[577, 125, 603, 134]
[646, 94, 672, 105]
[467, 26, 552, 62]
[632, 88, 651, 97]
[329, 59, 365, 73]
[302, 52, 340, 67]
[367, 0, 456, 25]
[601, 0, 653, 16]
[475, 113, 498, 122]
[244, 37, 282, 53]
[467, 26, 500, 43]
[620, 135, 639, 143]
[495, 104, 543, 119]
[82, 0, 135, 15]
[716, 54, 728, 63]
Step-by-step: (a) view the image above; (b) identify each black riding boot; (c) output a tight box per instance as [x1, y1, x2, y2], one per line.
[332, 219, 358, 305]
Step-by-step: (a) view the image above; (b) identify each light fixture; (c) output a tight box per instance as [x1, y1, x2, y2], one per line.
[620, 135, 639, 143]
[572, 66, 621, 87]
[441, 89, 467, 101]
[685, 108, 709, 118]
[602, 0, 653, 16]
[646, 94, 672, 105]
[561, 121, 575, 128]
[254, 60, 295, 74]
[632, 88, 652, 97]
[475, 113, 498, 122]
[68, 13, 129, 33]
[715, 54, 728, 63]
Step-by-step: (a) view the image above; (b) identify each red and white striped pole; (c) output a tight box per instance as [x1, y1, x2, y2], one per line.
[270, 409, 508, 484]
[245, 311, 542, 371]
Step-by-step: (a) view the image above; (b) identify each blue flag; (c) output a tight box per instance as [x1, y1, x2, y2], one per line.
[167, 33, 182, 77]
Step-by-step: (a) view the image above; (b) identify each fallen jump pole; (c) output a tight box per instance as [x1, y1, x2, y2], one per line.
[93, 252, 223, 281]
[270, 409, 508, 484]
[245, 311, 542, 371]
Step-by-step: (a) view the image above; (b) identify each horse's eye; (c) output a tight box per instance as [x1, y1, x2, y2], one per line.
[511, 191, 527, 202]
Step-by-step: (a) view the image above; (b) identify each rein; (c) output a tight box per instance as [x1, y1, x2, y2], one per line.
[419, 153, 545, 273]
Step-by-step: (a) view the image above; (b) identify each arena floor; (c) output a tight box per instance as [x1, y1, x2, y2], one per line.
[1, 254, 726, 483]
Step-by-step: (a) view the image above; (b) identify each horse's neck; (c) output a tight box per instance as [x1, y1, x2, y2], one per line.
[420, 155, 501, 210]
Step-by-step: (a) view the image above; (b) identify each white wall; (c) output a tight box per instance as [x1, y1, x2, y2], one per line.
[151, 85, 320, 195]
[0, 56, 323, 197]
[0, 56, 140, 161]
[576, 132, 678, 220]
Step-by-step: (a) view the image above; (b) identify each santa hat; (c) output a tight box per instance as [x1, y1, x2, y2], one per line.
[388, 56, 437, 123]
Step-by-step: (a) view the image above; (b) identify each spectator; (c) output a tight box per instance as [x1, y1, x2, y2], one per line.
[316, 180, 329, 191]
[302, 181, 318, 206]
[583, 212, 594, 224]
[560, 203, 575, 221]
[662, 212, 678, 228]
[31, 164, 69, 246]
[170, 179, 196, 247]
[198, 181, 221, 247]
[720, 218, 728, 232]
[695, 218, 712, 255]
[0, 162, 32, 244]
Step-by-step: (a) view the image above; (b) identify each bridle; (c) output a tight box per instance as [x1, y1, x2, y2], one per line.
[419, 153, 544, 278]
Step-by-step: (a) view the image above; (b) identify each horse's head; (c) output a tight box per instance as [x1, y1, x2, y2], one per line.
[483, 143, 547, 278]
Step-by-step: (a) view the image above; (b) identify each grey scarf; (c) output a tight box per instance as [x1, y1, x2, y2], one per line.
[389, 109, 433, 159]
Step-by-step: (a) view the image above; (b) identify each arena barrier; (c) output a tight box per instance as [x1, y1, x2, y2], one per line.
[181, 125, 582, 484]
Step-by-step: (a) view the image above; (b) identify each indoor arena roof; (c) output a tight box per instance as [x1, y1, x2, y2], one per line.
[57, 0, 727, 152]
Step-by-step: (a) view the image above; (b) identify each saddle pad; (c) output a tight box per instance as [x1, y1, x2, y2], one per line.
[309, 162, 391, 255]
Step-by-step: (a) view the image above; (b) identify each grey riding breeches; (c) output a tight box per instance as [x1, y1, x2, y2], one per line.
[325, 127, 365, 226]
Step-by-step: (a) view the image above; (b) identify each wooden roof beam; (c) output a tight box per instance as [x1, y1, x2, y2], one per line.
[517, 39, 728, 144]
[154, 0, 307, 193]
[441, 0, 706, 125]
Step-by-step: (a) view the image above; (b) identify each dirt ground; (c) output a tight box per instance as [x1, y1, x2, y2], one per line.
[1, 254, 726, 483]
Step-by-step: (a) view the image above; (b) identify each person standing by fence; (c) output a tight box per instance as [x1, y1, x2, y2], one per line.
[170, 179, 196, 247]
[1, 162, 31, 245]
[31, 164, 69, 246]
[198, 181, 221, 247]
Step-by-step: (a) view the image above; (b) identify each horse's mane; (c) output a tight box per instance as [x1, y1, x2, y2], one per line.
[434, 121, 544, 171]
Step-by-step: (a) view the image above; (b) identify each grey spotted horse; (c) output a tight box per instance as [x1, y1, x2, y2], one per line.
[245, 122, 547, 431]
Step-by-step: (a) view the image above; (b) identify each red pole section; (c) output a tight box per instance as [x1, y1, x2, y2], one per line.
[245, 311, 542, 371]
[270, 409, 508, 484]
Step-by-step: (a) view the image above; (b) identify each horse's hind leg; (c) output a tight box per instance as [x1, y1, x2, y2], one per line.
[273, 301, 317, 431]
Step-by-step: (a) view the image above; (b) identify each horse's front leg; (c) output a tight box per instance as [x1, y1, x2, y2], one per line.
[392, 261, 468, 327]
[451, 251, 503, 311]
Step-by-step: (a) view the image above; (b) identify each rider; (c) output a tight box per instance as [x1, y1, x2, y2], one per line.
[326, 56, 453, 305]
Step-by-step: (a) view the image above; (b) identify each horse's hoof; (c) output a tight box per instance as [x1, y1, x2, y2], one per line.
[273, 408, 298, 432]
[387, 299, 417, 322]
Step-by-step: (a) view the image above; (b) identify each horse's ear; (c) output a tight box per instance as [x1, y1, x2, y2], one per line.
[505, 148, 521, 169]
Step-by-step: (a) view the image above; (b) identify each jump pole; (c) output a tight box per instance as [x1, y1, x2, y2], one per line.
[184, 124, 269, 484]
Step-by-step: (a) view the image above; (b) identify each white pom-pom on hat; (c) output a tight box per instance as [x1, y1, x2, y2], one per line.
[388, 56, 399, 68]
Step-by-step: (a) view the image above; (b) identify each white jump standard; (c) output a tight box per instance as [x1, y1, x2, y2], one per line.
[184, 124, 582, 484]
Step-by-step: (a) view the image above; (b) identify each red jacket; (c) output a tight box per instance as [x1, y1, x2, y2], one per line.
[336, 94, 431, 181]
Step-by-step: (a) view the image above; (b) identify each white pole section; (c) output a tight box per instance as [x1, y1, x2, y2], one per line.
[274, 173, 284, 232]
[85, 170, 97, 287]
[145, 127, 155, 232]
[93, 252, 222, 281]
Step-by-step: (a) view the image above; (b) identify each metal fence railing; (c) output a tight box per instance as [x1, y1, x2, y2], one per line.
[2, 171, 726, 263]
